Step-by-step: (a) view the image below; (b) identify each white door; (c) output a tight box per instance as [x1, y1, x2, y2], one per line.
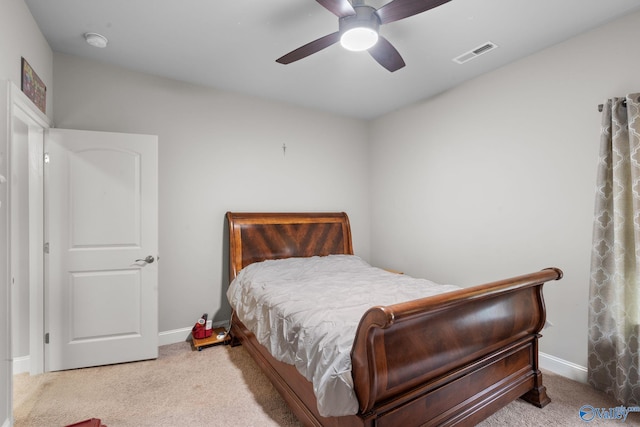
[45, 128, 158, 371]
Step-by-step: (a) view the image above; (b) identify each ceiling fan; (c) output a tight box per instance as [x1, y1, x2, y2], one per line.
[276, 0, 452, 72]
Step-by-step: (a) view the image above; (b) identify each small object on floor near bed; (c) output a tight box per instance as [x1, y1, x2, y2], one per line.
[64, 418, 106, 427]
[192, 327, 230, 351]
[191, 313, 212, 339]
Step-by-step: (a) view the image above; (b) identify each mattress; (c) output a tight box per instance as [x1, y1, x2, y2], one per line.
[226, 254, 460, 417]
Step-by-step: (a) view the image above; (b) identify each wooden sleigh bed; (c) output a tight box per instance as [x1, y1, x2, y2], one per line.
[226, 212, 563, 427]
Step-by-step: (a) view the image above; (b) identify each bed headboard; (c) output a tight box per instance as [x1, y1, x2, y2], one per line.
[226, 212, 354, 282]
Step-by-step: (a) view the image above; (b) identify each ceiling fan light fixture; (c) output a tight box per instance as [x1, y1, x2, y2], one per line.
[339, 5, 380, 52]
[341, 27, 378, 51]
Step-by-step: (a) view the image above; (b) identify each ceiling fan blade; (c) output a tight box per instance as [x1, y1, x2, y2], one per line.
[276, 32, 341, 64]
[368, 36, 405, 72]
[376, 0, 451, 25]
[315, 0, 356, 17]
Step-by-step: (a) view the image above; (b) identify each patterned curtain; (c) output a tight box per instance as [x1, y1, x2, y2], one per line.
[588, 93, 640, 406]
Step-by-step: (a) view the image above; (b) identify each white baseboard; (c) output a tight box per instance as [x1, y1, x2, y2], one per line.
[12, 356, 30, 375]
[158, 327, 192, 346]
[13, 322, 231, 374]
[540, 351, 588, 384]
[158, 320, 229, 347]
[2, 417, 11, 427]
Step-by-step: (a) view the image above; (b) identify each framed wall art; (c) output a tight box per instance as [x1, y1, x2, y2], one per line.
[21, 57, 46, 114]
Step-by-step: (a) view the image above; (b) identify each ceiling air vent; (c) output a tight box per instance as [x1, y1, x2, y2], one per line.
[453, 42, 498, 64]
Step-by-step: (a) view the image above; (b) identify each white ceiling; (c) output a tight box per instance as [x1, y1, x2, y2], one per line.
[24, 0, 640, 119]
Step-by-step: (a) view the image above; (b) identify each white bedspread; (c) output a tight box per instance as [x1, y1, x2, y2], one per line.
[226, 255, 459, 417]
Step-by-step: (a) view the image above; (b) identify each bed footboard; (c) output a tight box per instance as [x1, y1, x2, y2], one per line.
[350, 267, 562, 426]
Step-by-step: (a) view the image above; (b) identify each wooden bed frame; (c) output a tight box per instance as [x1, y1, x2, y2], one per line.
[226, 212, 563, 427]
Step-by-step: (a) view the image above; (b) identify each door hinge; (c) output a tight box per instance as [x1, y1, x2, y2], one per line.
[44, 242, 50, 254]
[44, 153, 50, 164]
[44, 333, 49, 344]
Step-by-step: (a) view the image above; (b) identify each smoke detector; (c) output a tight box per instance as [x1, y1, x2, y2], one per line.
[84, 33, 108, 48]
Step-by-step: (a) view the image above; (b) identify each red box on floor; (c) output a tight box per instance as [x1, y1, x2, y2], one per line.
[65, 418, 106, 427]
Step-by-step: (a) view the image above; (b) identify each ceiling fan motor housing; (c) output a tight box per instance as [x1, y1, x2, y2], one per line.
[339, 5, 380, 35]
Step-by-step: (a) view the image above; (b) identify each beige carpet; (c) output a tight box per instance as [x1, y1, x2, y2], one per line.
[13, 342, 640, 426]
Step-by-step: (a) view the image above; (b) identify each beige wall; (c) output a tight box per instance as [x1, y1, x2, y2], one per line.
[369, 10, 640, 370]
[52, 53, 371, 333]
[0, 0, 53, 117]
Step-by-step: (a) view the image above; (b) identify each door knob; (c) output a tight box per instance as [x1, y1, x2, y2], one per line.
[135, 255, 155, 264]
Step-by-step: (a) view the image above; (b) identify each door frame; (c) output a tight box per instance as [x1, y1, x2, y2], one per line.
[7, 81, 50, 379]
